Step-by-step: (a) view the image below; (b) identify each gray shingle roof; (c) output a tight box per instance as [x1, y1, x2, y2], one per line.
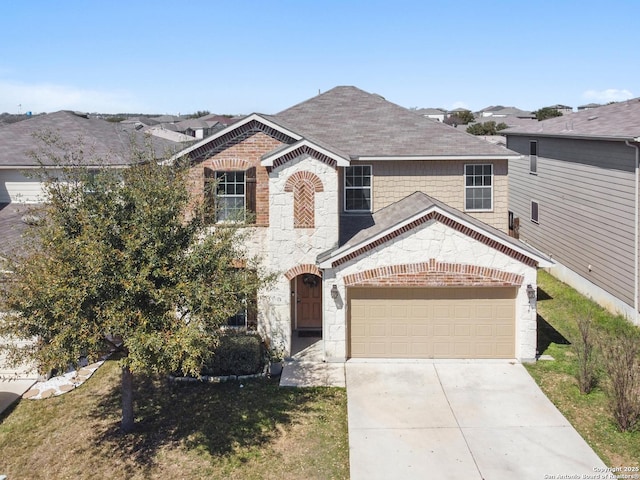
[319, 191, 552, 265]
[0, 203, 36, 262]
[504, 98, 640, 140]
[274, 86, 517, 158]
[0, 111, 181, 167]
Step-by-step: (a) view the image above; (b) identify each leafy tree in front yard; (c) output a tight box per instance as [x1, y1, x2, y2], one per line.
[0, 134, 268, 432]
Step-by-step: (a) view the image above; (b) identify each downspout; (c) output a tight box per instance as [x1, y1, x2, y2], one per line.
[626, 139, 640, 325]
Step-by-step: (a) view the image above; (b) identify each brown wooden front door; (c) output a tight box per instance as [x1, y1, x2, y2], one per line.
[296, 274, 322, 330]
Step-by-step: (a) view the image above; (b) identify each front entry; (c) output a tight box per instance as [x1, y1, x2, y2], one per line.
[295, 274, 322, 330]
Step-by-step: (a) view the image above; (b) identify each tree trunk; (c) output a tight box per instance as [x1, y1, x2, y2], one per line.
[121, 365, 134, 433]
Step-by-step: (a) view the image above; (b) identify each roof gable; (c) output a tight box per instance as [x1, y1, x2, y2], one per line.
[168, 113, 301, 164]
[318, 192, 553, 269]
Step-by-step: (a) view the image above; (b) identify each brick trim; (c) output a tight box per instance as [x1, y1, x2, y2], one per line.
[343, 260, 524, 287]
[208, 158, 250, 171]
[272, 145, 338, 169]
[284, 172, 324, 229]
[187, 120, 296, 162]
[284, 171, 324, 192]
[284, 264, 322, 280]
[332, 211, 538, 268]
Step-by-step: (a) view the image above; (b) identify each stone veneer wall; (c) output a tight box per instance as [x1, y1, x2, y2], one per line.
[346, 159, 508, 232]
[258, 154, 340, 353]
[322, 220, 537, 362]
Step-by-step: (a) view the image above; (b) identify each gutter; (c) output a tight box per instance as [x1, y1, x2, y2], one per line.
[625, 138, 640, 325]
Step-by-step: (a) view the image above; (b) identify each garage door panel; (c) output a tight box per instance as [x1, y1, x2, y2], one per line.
[349, 287, 515, 359]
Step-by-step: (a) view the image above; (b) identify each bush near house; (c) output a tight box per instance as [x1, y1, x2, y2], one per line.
[202, 332, 264, 376]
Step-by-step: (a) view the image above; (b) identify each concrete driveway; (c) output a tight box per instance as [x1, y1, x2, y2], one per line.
[346, 361, 607, 480]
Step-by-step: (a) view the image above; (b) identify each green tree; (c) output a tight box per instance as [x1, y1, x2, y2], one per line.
[0, 136, 267, 432]
[533, 107, 563, 121]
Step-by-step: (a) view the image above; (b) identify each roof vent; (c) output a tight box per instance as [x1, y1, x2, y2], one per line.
[72, 111, 89, 119]
[588, 115, 598, 121]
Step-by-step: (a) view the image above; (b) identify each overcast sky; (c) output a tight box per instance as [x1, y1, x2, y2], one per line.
[1, 0, 637, 115]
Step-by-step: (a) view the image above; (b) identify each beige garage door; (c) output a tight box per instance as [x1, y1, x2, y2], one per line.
[349, 287, 516, 359]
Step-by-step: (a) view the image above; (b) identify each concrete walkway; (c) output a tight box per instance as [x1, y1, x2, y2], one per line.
[346, 361, 607, 480]
[279, 335, 345, 387]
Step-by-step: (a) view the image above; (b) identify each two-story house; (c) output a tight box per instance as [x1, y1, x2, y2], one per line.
[171, 86, 552, 362]
[504, 98, 640, 325]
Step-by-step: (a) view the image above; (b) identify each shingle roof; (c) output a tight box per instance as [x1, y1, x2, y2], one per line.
[0, 203, 35, 262]
[0, 111, 181, 167]
[319, 191, 552, 266]
[504, 98, 640, 139]
[274, 86, 517, 158]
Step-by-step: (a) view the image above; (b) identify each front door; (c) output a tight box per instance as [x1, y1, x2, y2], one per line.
[296, 274, 322, 330]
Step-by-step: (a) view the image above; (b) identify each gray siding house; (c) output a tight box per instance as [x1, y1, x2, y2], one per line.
[504, 99, 640, 324]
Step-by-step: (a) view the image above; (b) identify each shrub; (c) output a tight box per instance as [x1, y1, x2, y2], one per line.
[573, 309, 598, 394]
[599, 331, 640, 431]
[202, 332, 264, 376]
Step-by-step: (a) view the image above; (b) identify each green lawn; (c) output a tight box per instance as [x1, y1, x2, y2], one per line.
[526, 270, 640, 468]
[0, 359, 349, 479]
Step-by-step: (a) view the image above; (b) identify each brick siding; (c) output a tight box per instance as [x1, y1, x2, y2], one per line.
[284, 171, 324, 228]
[188, 132, 284, 226]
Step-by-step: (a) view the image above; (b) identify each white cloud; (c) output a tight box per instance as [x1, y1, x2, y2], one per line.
[0, 80, 144, 114]
[583, 88, 634, 103]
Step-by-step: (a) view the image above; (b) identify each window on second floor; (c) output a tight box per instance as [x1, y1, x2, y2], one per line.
[529, 140, 538, 174]
[531, 200, 539, 224]
[464, 164, 493, 211]
[215, 171, 245, 221]
[204, 167, 257, 224]
[344, 165, 372, 212]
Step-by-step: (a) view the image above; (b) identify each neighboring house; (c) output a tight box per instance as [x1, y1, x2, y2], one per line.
[503, 98, 640, 324]
[415, 108, 447, 122]
[477, 106, 535, 119]
[545, 104, 573, 115]
[577, 103, 602, 111]
[172, 86, 552, 362]
[0, 110, 179, 204]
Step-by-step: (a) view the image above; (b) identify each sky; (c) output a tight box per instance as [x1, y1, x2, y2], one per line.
[1, 0, 638, 116]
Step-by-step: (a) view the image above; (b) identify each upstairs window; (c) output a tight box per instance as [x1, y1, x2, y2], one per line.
[216, 171, 245, 221]
[531, 201, 539, 224]
[529, 140, 538, 174]
[344, 165, 372, 212]
[464, 164, 493, 211]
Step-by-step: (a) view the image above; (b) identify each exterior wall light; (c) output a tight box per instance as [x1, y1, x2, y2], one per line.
[331, 284, 339, 300]
[526, 284, 536, 300]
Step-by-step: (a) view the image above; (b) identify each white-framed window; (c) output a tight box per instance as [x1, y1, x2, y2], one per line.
[529, 140, 538, 174]
[464, 164, 493, 211]
[216, 171, 245, 221]
[344, 165, 372, 212]
[531, 200, 539, 224]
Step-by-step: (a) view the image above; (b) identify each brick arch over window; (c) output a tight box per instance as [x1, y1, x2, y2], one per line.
[208, 158, 250, 171]
[285, 264, 322, 281]
[343, 260, 524, 287]
[284, 171, 324, 228]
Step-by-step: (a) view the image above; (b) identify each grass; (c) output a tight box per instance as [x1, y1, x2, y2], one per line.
[0, 359, 349, 479]
[526, 270, 640, 468]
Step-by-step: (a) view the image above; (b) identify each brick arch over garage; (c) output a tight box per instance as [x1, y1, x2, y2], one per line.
[343, 260, 524, 287]
[285, 264, 323, 281]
